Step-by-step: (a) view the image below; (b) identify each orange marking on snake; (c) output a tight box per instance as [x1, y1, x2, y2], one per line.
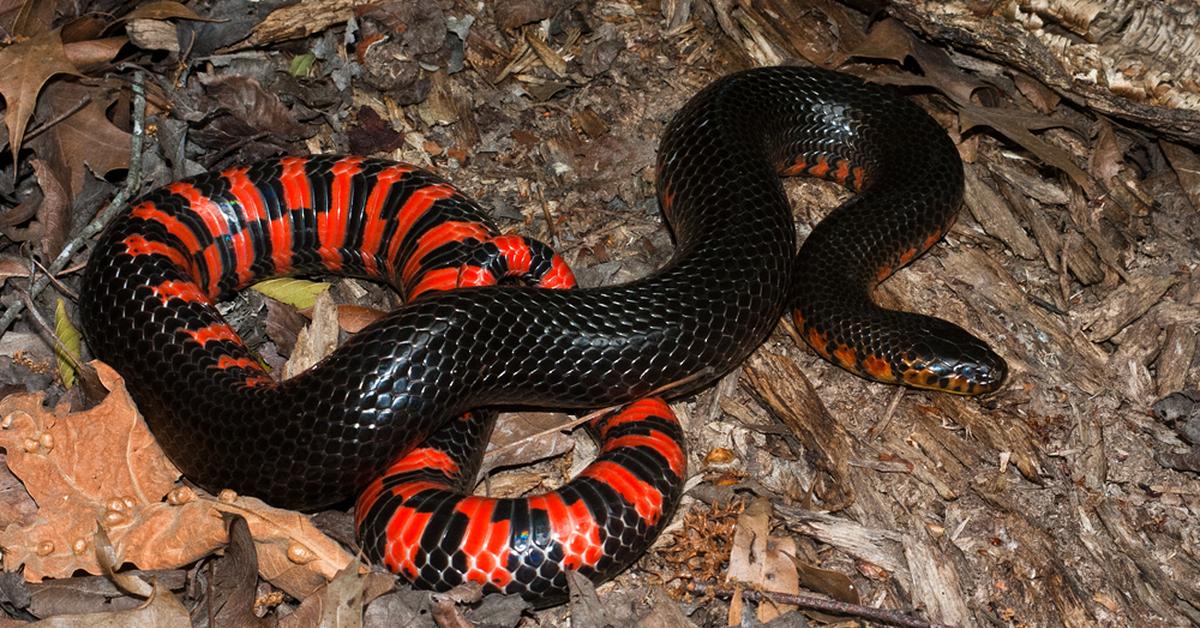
[184, 323, 241, 347]
[456, 497, 513, 587]
[151, 280, 208, 305]
[199, 243, 222, 297]
[782, 157, 808, 176]
[833, 344, 857, 369]
[130, 202, 203, 256]
[215, 356, 262, 371]
[540, 257, 577, 289]
[222, 167, 267, 222]
[360, 164, 413, 277]
[278, 157, 311, 211]
[383, 447, 459, 478]
[402, 221, 491, 285]
[583, 460, 664, 524]
[806, 327, 830, 357]
[862, 354, 895, 382]
[318, 157, 364, 271]
[168, 182, 230, 244]
[121, 236, 195, 277]
[834, 159, 851, 185]
[383, 184, 457, 279]
[490, 235, 532, 275]
[603, 431, 685, 477]
[809, 156, 831, 177]
[852, 166, 865, 190]
[921, 229, 942, 252]
[224, 167, 268, 286]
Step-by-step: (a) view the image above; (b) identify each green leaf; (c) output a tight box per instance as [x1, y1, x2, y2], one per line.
[54, 298, 81, 388]
[290, 53, 316, 77]
[251, 277, 330, 310]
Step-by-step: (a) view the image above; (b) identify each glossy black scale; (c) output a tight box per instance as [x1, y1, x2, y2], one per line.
[79, 67, 1004, 515]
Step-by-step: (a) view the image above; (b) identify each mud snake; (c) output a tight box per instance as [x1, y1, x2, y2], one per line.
[79, 66, 1006, 601]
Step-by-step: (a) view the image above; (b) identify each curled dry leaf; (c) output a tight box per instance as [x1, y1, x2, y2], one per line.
[0, 362, 354, 599]
[0, 28, 81, 163]
[32, 81, 132, 200]
[726, 497, 800, 623]
[24, 580, 190, 626]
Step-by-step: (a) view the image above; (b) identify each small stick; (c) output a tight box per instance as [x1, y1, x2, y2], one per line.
[689, 581, 955, 628]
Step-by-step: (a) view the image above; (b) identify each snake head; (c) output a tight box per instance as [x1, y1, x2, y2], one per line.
[900, 325, 1008, 396]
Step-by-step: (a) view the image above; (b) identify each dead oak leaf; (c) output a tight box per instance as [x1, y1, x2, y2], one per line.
[0, 28, 82, 163]
[0, 361, 355, 599]
[32, 81, 131, 200]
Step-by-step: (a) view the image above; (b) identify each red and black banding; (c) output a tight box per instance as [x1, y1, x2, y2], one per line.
[82, 68, 1008, 605]
[106, 156, 502, 379]
[356, 398, 684, 601]
[356, 233, 682, 601]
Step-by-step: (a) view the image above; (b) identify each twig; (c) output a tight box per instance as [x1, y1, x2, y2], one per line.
[0, 71, 147, 337]
[22, 95, 92, 144]
[688, 581, 955, 628]
[482, 369, 714, 459]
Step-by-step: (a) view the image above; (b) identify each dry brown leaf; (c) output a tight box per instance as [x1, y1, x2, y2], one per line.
[31, 81, 130, 199]
[125, 20, 180, 54]
[1160, 141, 1200, 211]
[336, 304, 387, 334]
[205, 515, 269, 628]
[0, 28, 81, 163]
[29, 159, 69, 261]
[726, 497, 800, 623]
[61, 36, 126, 72]
[26, 580, 189, 626]
[845, 18, 990, 105]
[0, 253, 29, 288]
[7, 0, 56, 38]
[282, 289, 340, 379]
[122, 0, 215, 22]
[0, 362, 355, 599]
[480, 411, 575, 477]
[277, 564, 364, 628]
[958, 105, 1098, 197]
[0, 362, 181, 581]
[197, 73, 311, 141]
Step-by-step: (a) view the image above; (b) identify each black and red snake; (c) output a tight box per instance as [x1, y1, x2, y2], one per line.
[79, 66, 1006, 601]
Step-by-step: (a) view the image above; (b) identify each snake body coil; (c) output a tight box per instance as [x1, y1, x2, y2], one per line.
[80, 66, 1005, 599]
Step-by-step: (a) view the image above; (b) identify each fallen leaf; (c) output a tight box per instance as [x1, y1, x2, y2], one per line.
[0, 29, 81, 163]
[202, 515, 270, 628]
[726, 497, 800, 623]
[282, 289, 340, 379]
[0, 254, 29, 288]
[29, 159, 70, 260]
[62, 36, 126, 72]
[122, 0, 215, 22]
[31, 81, 131, 200]
[29, 580, 189, 626]
[336, 304, 387, 334]
[52, 298, 80, 389]
[252, 277, 330, 310]
[793, 558, 859, 604]
[125, 19, 181, 53]
[197, 73, 311, 142]
[0, 362, 355, 599]
[845, 18, 991, 105]
[1160, 141, 1200, 211]
[479, 411, 575, 477]
[277, 564, 364, 628]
